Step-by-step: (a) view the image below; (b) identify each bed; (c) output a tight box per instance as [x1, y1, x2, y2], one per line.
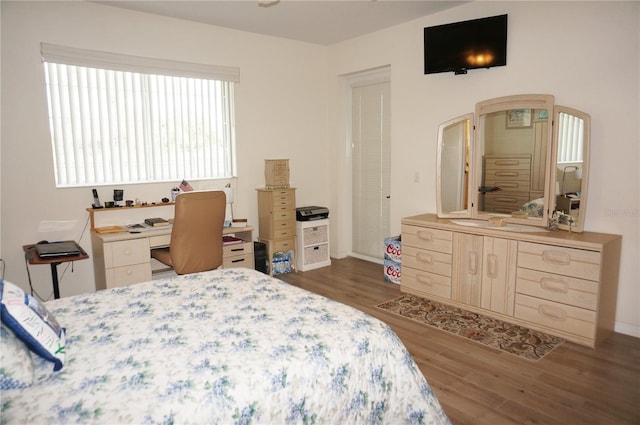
[1, 268, 450, 425]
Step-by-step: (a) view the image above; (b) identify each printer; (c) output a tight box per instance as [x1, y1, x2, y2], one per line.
[296, 206, 329, 221]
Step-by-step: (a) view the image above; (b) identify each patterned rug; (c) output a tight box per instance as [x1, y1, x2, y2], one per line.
[376, 294, 564, 361]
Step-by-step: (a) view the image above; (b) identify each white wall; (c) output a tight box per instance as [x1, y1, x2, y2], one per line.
[2, 1, 638, 338]
[0, 1, 330, 297]
[327, 1, 640, 336]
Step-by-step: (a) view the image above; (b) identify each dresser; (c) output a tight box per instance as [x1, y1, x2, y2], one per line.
[401, 213, 621, 347]
[257, 188, 297, 275]
[483, 154, 532, 214]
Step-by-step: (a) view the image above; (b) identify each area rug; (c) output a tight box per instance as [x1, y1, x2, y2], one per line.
[376, 294, 564, 361]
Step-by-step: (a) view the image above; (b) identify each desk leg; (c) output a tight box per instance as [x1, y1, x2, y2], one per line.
[50, 263, 60, 299]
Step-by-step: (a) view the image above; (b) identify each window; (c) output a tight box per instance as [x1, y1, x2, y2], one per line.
[41, 44, 239, 187]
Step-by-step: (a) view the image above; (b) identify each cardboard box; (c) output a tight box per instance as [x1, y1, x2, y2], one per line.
[265, 159, 290, 189]
[383, 259, 401, 284]
[384, 235, 402, 263]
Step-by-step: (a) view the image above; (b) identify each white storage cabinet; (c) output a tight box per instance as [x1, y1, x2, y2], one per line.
[296, 219, 331, 271]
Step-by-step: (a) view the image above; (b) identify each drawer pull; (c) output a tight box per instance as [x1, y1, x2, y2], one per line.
[494, 196, 518, 203]
[231, 258, 246, 264]
[542, 250, 571, 266]
[468, 252, 478, 275]
[495, 171, 519, 177]
[538, 304, 567, 322]
[416, 252, 433, 264]
[487, 254, 498, 279]
[230, 247, 245, 253]
[540, 278, 569, 294]
[416, 274, 433, 286]
[126, 269, 133, 276]
[124, 248, 131, 256]
[495, 159, 520, 166]
[416, 231, 433, 241]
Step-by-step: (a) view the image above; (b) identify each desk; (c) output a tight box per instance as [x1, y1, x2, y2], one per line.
[23, 241, 89, 299]
[91, 226, 254, 290]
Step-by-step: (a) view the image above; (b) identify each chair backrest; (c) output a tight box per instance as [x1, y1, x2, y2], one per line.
[170, 190, 226, 275]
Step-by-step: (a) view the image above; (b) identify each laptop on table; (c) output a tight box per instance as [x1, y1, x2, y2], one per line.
[35, 241, 82, 258]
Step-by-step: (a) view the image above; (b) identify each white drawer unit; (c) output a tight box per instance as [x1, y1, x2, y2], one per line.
[296, 219, 331, 271]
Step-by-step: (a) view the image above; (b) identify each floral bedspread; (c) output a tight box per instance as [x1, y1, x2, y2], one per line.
[1, 268, 450, 425]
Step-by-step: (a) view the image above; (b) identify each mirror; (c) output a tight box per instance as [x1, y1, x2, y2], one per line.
[436, 94, 590, 232]
[436, 114, 473, 218]
[552, 106, 590, 232]
[474, 94, 554, 226]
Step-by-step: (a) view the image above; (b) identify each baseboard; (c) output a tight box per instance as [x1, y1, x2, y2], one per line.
[614, 321, 640, 338]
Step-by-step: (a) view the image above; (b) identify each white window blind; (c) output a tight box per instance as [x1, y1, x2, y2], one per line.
[557, 112, 584, 163]
[41, 43, 239, 187]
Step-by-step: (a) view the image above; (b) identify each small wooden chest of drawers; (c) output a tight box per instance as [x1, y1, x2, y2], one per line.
[257, 188, 297, 275]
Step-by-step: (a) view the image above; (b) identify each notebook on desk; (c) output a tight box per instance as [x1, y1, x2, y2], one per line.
[35, 241, 82, 258]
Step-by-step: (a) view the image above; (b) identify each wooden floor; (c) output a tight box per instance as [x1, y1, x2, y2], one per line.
[278, 257, 640, 425]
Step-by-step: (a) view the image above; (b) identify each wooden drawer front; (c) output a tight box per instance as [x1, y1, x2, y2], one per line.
[515, 294, 596, 340]
[401, 225, 452, 254]
[105, 238, 150, 268]
[403, 246, 452, 277]
[402, 267, 451, 299]
[272, 237, 295, 253]
[484, 175, 531, 192]
[269, 190, 295, 210]
[272, 227, 296, 239]
[271, 209, 295, 222]
[107, 263, 152, 288]
[516, 268, 598, 310]
[518, 242, 601, 281]
[149, 234, 171, 248]
[484, 193, 531, 208]
[223, 253, 254, 269]
[485, 156, 531, 171]
[223, 241, 253, 258]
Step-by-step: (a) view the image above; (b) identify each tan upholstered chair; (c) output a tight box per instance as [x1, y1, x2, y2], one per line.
[151, 190, 226, 275]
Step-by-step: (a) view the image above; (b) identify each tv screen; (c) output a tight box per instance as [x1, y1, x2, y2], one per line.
[424, 14, 508, 75]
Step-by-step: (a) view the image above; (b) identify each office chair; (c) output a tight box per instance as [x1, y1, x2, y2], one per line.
[151, 190, 226, 275]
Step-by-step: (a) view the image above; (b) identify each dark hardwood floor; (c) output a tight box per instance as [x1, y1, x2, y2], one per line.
[278, 257, 640, 425]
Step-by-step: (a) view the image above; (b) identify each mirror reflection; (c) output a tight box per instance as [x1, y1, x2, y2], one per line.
[478, 108, 550, 220]
[553, 107, 590, 232]
[437, 115, 472, 217]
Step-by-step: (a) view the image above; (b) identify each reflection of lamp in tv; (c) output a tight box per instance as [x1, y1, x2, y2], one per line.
[560, 165, 580, 195]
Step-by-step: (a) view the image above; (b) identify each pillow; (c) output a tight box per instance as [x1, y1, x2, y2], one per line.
[0, 280, 66, 371]
[0, 323, 35, 389]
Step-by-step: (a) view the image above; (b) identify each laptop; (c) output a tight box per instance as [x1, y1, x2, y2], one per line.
[35, 241, 82, 258]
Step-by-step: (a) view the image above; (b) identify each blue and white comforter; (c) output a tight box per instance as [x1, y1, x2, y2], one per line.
[1, 268, 449, 425]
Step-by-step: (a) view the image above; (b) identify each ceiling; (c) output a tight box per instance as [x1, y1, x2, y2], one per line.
[95, 0, 468, 45]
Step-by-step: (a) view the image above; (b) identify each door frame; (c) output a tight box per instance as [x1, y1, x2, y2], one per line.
[345, 66, 391, 264]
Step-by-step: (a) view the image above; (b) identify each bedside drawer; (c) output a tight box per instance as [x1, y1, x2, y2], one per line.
[518, 242, 601, 281]
[105, 238, 150, 268]
[515, 294, 596, 340]
[402, 246, 452, 277]
[223, 241, 253, 258]
[149, 234, 171, 248]
[402, 267, 451, 299]
[223, 253, 254, 269]
[107, 263, 152, 288]
[401, 225, 452, 254]
[516, 268, 598, 310]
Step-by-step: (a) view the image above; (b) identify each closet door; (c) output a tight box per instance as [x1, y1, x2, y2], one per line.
[350, 79, 391, 260]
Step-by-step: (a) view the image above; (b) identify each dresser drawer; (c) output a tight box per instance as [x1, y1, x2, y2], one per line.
[223, 253, 254, 269]
[106, 263, 152, 288]
[271, 237, 295, 253]
[268, 189, 296, 210]
[516, 268, 598, 310]
[401, 225, 452, 254]
[402, 267, 451, 299]
[518, 242, 601, 281]
[402, 246, 452, 277]
[149, 234, 171, 248]
[223, 241, 253, 258]
[515, 294, 596, 340]
[105, 238, 150, 268]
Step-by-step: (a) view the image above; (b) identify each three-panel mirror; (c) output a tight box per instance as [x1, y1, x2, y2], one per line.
[436, 94, 590, 232]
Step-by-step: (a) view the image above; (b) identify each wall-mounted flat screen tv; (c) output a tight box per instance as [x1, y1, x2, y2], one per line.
[424, 14, 508, 75]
